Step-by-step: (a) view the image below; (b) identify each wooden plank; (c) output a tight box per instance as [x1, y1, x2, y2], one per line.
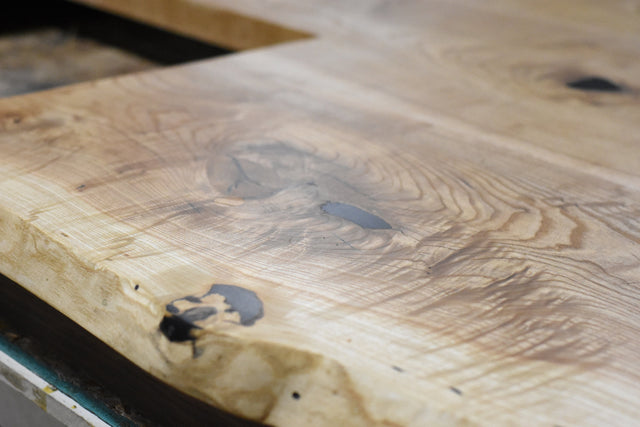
[0, 28, 155, 98]
[0, 0, 231, 98]
[69, 0, 312, 50]
[73, 0, 640, 177]
[1, 1, 639, 425]
[0, 272, 258, 426]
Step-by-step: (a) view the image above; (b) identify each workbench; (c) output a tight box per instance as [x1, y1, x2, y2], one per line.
[1, 0, 639, 425]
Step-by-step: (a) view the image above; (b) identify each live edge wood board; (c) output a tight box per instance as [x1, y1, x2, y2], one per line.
[1, 0, 640, 425]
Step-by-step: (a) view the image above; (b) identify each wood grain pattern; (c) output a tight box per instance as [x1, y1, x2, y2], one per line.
[1, 0, 640, 425]
[0, 273, 259, 426]
[72, 0, 312, 49]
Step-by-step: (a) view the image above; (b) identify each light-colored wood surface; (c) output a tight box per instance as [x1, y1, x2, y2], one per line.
[1, 1, 639, 425]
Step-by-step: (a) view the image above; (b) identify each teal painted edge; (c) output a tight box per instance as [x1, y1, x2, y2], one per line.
[0, 334, 134, 426]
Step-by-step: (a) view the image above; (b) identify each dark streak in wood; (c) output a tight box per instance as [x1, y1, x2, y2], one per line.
[567, 76, 623, 93]
[450, 386, 463, 396]
[321, 202, 391, 230]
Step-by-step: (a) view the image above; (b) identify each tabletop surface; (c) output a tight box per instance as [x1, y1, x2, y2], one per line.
[1, 1, 639, 425]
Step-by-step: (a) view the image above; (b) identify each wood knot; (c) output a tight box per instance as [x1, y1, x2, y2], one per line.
[160, 284, 264, 343]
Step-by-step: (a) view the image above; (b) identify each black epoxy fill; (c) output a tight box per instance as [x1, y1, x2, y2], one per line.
[567, 76, 623, 92]
[321, 202, 391, 230]
[160, 315, 200, 342]
[205, 285, 264, 326]
[180, 306, 218, 323]
[160, 284, 264, 343]
[166, 295, 202, 314]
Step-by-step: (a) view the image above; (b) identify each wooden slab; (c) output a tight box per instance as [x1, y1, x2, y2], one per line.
[1, 1, 639, 425]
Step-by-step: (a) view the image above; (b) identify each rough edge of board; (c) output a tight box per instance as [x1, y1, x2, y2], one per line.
[0, 202, 469, 426]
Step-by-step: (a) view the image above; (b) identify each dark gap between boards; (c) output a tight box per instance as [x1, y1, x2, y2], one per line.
[0, 0, 232, 97]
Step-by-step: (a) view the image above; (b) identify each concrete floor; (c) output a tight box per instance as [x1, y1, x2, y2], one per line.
[0, 379, 64, 427]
